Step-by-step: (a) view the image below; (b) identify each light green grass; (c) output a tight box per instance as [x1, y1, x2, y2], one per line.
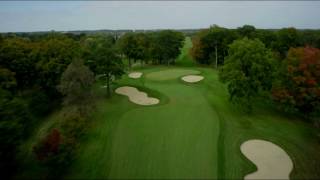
[146, 68, 200, 81]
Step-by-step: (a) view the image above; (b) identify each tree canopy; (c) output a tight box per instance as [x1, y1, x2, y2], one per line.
[272, 46, 320, 119]
[219, 38, 275, 111]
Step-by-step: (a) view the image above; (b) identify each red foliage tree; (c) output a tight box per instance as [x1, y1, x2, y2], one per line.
[33, 128, 61, 161]
[272, 46, 320, 116]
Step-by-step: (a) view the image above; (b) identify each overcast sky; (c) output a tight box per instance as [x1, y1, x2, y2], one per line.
[0, 1, 320, 32]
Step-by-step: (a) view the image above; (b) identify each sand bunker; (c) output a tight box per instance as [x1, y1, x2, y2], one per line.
[181, 75, 204, 83]
[115, 86, 159, 106]
[128, 72, 143, 79]
[240, 139, 293, 180]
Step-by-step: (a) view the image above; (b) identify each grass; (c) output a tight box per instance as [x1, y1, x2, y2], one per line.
[145, 68, 200, 81]
[17, 37, 320, 179]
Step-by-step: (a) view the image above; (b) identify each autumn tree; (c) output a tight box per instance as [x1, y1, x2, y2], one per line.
[272, 47, 320, 121]
[219, 38, 275, 111]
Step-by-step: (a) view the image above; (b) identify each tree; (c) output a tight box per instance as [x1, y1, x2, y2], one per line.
[255, 29, 277, 48]
[272, 27, 301, 58]
[37, 34, 81, 95]
[33, 128, 61, 162]
[0, 37, 38, 89]
[237, 25, 256, 39]
[0, 90, 33, 178]
[95, 40, 124, 97]
[272, 47, 320, 121]
[190, 26, 238, 66]
[117, 32, 138, 68]
[149, 30, 184, 65]
[33, 128, 74, 177]
[58, 59, 94, 112]
[219, 38, 275, 111]
[134, 33, 151, 65]
[0, 67, 16, 90]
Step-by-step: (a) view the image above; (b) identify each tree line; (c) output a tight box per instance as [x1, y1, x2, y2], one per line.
[190, 25, 319, 124]
[0, 30, 185, 178]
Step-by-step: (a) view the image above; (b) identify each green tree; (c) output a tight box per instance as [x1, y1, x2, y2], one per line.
[150, 30, 184, 65]
[190, 26, 238, 66]
[219, 38, 275, 111]
[37, 34, 81, 95]
[134, 33, 151, 65]
[0, 37, 38, 89]
[272, 27, 301, 58]
[237, 25, 256, 39]
[117, 32, 137, 68]
[0, 90, 33, 178]
[0, 67, 17, 90]
[95, 40, 124, 97]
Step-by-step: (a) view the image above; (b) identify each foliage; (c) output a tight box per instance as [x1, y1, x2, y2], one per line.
[95, 38, 124, 96]
[0, 90, 33, 178]
[60, 107, 87, 139]
[33, 128, 61, 162]
[58, 59, 95, 108]
[219, 38, 275, 111]
[149, 30, 185, 65]
[0, 67, 17, 90]
[272, 47, 320, 119]
[190, 26, 238, 65]
[237, 25, 256, 39]
[0, 37, 38, 89]
[117, 32, 138, 68]
[33, 128, 74, 177]
[272, 27, 302, 58]
[37, 34, 82, 92]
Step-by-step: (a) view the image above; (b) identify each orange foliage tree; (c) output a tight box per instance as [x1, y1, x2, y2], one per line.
[272, 46, 320, 118]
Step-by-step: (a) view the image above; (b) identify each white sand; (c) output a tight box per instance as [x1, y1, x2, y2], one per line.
[240, 139, 293, 180]
[181, 75, 204, 83]
[115, 86, 159, 106]
[128, 72, 143, 79]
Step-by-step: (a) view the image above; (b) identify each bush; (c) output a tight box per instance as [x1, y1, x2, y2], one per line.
[60, 108, 87, 139]
[33, 128, 75, 177]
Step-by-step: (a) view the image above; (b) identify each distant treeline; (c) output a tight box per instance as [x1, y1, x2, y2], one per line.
[190, 25, 320, 66]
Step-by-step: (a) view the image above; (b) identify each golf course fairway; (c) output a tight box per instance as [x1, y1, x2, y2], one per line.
[17, 37, 320, 179]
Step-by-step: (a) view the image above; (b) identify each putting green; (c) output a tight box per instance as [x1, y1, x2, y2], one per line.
[146, 69, 200, 81]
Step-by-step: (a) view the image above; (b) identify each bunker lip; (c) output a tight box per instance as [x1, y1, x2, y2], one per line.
[181, 75, 204, 83]
[115, 86, 159, 106]
[240, 139, 293, 180]
[128, 72, 143, 79]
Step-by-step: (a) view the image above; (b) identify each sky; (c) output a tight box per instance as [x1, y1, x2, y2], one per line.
[0, 1, 320, 32]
